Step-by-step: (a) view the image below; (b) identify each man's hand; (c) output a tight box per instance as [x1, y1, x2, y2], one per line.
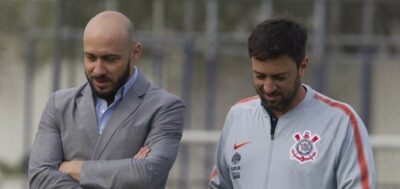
[58, 160, 83, 182]
[134, 146, 151, 159]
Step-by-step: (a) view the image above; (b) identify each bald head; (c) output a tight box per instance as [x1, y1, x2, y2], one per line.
[84, 11, 135, 49]
[83, 11, 142, 103]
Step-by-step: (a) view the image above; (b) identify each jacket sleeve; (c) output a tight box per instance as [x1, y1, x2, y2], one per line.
[29, 93, 83, 189]
[209, 110, 234, 189]
[79, 97, 185, 189]
[336, 113, 376, 189]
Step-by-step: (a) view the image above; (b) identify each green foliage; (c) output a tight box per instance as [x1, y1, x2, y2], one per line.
[0, 1, 27, 34]
[0, 160, 23, 176]
[36, 38, 52, 66]
[218, 0, 259, 32]
[1, 0, 400, 66]
[62, 0, 104, 29]
[165, 0, 184, 30]
[36, 1, 53, 29]
[119, 0, 153, 30]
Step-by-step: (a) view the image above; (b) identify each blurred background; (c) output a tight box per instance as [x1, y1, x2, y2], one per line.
[0, 0, 400, 188]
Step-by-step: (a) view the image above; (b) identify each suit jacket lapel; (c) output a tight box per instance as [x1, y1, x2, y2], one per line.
[77, 84, 99, 148]
[93, 70, 150, 159]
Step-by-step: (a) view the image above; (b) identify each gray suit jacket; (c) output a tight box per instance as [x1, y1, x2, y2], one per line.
[29, 71, 185, 189]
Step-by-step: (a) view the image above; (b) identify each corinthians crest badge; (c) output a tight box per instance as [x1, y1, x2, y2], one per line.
[290, 130, 320, 164]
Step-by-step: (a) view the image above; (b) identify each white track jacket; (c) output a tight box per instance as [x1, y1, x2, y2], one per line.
[209, 84, 375, 189]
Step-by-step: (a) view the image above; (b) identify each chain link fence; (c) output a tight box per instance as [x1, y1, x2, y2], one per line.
[1, 0, 400, 188]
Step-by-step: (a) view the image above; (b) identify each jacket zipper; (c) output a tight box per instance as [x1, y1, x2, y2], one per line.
[270, 116, 278, 140]
[266, 115, 278, 187]
[270, 123, 276, 140]
[265, 133, 275, 188]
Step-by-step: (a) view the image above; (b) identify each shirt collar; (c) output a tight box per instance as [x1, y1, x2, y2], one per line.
[121, 66, 139, 97]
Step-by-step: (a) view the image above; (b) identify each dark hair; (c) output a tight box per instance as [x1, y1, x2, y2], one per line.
[248, 17, 307, 65]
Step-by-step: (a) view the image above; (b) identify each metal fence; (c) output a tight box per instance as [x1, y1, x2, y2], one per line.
[1, 0, 400, 188]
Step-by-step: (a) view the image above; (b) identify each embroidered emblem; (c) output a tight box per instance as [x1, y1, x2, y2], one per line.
[231, 152, 241, 179]
[231, 152, 241, 165]
[233, 141, 251, 150]
[290, 130, 320, 164]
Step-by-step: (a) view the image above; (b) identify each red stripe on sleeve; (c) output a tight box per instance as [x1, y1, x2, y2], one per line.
[314, 93, 370, 189]
[236, 96, 259, 104]
[209, 166, 218, 180]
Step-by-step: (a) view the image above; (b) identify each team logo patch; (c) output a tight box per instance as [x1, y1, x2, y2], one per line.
[290, 130, 320, 164]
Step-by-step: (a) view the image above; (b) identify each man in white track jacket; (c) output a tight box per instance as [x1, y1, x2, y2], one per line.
[209, 17, 375, 189]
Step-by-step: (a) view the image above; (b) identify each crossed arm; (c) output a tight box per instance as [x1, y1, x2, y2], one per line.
[58, 146, 151, 181]
[29, 93, 185, 189]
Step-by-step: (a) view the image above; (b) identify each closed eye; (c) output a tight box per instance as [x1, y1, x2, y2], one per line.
[274, 76, 287, 81]
[102, 55, 120, 63]
[85, 53, 97, 62]
[255, 74, 266, 80]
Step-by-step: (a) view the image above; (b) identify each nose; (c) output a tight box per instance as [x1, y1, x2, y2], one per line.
[92, 60, 106, 76]
[263, 78, 276, 94]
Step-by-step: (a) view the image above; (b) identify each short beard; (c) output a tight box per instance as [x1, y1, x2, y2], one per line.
[86, 60, 132, 102]
[258, 75, 301, 113]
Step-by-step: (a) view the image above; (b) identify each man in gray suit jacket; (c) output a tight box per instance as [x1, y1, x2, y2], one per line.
[29, 11, 185, 189]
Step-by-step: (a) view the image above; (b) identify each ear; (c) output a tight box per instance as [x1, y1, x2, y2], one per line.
[131, 42, 142, 60]
[298, 56, 308, 77]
